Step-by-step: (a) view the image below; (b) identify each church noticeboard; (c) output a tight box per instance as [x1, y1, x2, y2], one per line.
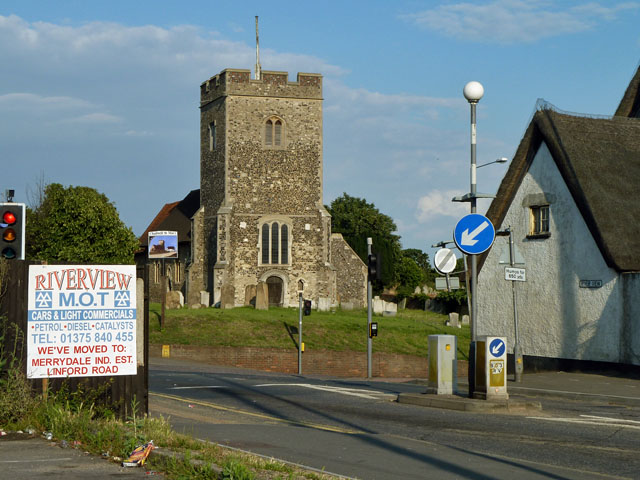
[148, 231, 178, 259]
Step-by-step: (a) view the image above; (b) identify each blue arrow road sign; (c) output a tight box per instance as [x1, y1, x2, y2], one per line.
[489, 338, 506, 358]
[454, 213, 496, 255]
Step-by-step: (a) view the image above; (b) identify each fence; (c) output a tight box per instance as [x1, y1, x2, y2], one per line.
[0, 260, 149, 419]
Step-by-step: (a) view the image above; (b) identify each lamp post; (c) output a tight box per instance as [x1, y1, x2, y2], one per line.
[463, 80, 483, 398]
[477, 157, 508, 168]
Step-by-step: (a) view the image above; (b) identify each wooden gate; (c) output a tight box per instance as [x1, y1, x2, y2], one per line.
[0, 260, 149, 419]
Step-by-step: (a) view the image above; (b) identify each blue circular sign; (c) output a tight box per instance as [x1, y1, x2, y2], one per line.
[489, 338, 506, 358]
[454, 214, 496, 255]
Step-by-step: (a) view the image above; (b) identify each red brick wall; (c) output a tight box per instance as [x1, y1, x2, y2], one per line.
[150, 344, 469, 378]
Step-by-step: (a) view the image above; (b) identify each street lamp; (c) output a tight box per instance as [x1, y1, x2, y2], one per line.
[464, 81, 482, 398]
[477, 157, 508, 168]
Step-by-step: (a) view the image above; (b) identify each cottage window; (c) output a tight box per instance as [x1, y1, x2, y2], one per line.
[529, 205, 550, 236]
[265, 117, 284, 147]
[260, 221, 291, 265]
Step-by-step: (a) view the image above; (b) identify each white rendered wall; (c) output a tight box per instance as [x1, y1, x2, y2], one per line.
[477, 142, 624, 363]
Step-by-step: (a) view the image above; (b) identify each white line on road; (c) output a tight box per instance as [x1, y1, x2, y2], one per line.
[170, 385, 229, 390]
[580, 415, 640, 425]
[255, 383, 397, 400]
[527, 415, 640, 430]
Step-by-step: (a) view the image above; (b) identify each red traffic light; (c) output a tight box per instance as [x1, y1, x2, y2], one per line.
[2, 211, 16, 225]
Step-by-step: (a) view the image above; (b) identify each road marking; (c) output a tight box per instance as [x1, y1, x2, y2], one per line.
[580, 415, 640, 425]
[0, 458, 74, 464]
[151, 392, 365, 434]
[254, 383, 397, 401]
[169, 385, 228, 390]
[527, 415, 640, 430]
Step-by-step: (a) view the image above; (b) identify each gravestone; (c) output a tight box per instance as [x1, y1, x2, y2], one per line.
[318, 297, 330, 312]
[341, 301, 354, 311]
[220, 284, 235, 309]
[200, 291, 210, 307]
[244, 284, 257, 306]
[255, 282, 269, 310]
[166, 291, 184, 309]
[446, 312, 461, 328]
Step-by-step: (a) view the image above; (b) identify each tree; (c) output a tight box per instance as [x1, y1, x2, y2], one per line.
[396, 256, 424, 291]
[401, 248, 437, 286]
[328, 193, 402, 288]
[27, 183, 138, 264]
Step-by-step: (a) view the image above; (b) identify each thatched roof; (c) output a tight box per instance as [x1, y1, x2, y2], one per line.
[484, 107, 640, 272]
[615, 64, 640, 118]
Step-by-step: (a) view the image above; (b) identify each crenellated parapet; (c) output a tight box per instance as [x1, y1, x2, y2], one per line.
[200, 69, 322, 105]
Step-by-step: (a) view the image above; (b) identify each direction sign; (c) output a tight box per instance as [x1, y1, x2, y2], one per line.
[434, 248, 456, 274]
[489, 338, 505, 358]
[453, 213, 495, 255]
[505, 267, 526, 282]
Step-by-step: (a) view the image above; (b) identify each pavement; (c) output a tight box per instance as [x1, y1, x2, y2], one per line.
[3, 367, 640, 479]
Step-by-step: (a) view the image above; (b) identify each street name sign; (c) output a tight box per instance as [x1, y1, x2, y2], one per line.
[434, 248, 456, 274]
[453, 213, 495, 255]
[505, 267, 526, 282]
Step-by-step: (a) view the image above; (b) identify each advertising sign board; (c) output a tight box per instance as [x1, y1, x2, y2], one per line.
[148, 231, 178, 259]
[27, 265, 137, 379]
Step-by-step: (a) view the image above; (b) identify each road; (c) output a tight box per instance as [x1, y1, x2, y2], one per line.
[149, 359, 640, 479]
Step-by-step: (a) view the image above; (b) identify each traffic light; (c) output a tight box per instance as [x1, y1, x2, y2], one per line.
[0, 203, 25, 260]
[368, 253, 381, 281]
[303, 299, 312, 316]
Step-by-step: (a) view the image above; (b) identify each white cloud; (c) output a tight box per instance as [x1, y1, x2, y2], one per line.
[416, 190, 469, 223]
[400, 0, 640, 44]
[0, 93, 94, 110]
[62, 113, 122, 124]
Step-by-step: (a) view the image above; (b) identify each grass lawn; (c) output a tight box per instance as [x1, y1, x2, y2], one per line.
[149, 304, 471, 360]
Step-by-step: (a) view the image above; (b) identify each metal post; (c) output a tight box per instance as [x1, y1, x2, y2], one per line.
[298, 293, 303, 375]
[367, 237, 373, 379]
[509, 228, 523, 382]
[468, 98, 478, 398]
[160, 259, 166, 330]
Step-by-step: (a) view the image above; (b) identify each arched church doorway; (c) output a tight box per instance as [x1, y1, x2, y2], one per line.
[266, 276, 283, 307]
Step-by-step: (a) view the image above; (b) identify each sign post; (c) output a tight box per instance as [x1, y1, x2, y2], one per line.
[434, 247, 457, 292]
[148, 231, 178, 330]
[454, 213, 496, 398]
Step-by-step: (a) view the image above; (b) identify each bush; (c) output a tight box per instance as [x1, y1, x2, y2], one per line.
[436, 289, 468, 313]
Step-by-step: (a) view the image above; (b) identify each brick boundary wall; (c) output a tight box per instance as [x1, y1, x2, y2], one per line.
[150, 344, 469, 379]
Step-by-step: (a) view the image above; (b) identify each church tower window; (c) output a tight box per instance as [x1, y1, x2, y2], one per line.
[265, 117, 284, 147]
[260, 220, 291, 265]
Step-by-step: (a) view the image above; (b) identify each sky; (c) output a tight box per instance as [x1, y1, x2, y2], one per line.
[1, 1, 639, 264]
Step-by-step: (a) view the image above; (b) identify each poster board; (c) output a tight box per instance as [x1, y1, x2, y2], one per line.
[27, 265, 137, 379]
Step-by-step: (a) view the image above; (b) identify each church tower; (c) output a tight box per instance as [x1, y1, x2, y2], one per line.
[197, 68, 336, 307]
